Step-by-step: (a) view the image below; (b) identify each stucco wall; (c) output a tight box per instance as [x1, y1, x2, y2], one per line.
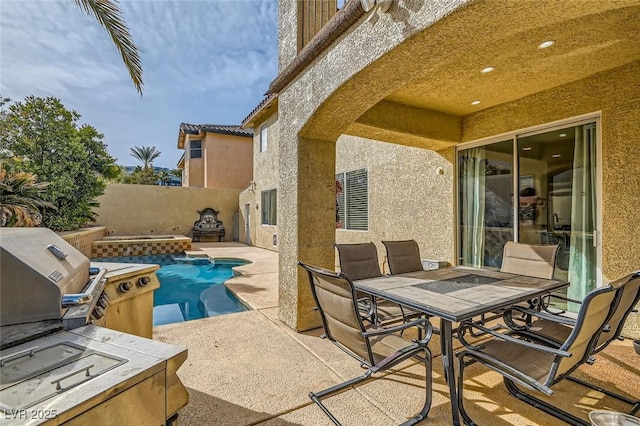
[278, 0, 298, 71]
[253, 112, 281, 251]
[463, 61, 640, 285]
[93, 184, 241, 238]
[335, 136, 454, 270]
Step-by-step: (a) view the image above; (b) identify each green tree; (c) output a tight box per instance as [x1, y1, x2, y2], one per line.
[0, 161, 56, 227]
[130, 146, 161, 169]
[0, 96, 119, 230]
[74, 0, 143, 94]
[120, 166, 159, 185]
[157, 170, 171, 186]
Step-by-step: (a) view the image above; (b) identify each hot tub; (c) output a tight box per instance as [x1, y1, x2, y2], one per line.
[92, 235, 191, 258]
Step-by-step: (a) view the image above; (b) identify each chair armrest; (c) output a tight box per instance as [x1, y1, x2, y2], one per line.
[362, 318, 433, 343]
[539, 293, 582, 315]
[357, 297, 376, 322]
[503, 305, 576, 331]
[458, 321, 572, 357]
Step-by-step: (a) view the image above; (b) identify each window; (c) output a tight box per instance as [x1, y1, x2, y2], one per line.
[260, 124, 268, 152]
[190, 140, 202, 159]
[261, 189, 277, 225]
[336, 168, 368, 230]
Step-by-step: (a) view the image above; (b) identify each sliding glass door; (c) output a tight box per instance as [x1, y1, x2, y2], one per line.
[458, 120, 599, 310]
[459, 141, 513, 268]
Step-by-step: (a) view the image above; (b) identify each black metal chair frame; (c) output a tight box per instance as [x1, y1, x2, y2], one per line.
[299, 261, 434, 426]
[502, 271, 640, 416]
[456, 285, 618, 426]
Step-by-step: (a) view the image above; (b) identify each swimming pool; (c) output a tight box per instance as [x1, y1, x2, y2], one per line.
[92, 254, 249, 326]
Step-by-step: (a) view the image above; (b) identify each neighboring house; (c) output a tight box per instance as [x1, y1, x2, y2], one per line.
[177, 123, 253, 189]
[240, 0, 640, 332]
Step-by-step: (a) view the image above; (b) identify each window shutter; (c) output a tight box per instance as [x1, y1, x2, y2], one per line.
[345, 169, 368, 230]
[335, 173, 345, 229]
[260, 125, 268, 152]
[269, 189, 277, 225]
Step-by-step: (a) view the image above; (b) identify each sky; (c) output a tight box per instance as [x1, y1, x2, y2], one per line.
[0, 0, 278, 169]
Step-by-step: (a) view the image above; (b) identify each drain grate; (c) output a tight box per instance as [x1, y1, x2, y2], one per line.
[411, 274, 501, 294]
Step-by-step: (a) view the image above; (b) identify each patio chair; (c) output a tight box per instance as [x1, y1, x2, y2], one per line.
[479, 241, 560, 324]
[469, 242, 560, 333]
[502, 270, 640, 415]
[335, 242, 419, 324]
[382, 240, 424, 275]
[298, 261, 434, 426]
[500, 241, 559, 279]
[456, 284, 617, 426]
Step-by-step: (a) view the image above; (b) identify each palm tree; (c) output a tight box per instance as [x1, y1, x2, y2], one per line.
[130, 146, 161, 169]
[0, 162, 56, 227]
[74, 0, 143, 95]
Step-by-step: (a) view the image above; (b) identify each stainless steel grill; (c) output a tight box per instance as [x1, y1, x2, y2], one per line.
[0, 228, 188, 425]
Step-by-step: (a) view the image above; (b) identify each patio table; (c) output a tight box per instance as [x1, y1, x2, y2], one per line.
[354, 266, 569, 426]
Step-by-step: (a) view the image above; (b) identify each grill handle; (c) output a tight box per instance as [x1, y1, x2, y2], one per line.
[61, 268, 107, 308]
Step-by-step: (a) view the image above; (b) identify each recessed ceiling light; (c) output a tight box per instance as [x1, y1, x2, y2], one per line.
[559, 133, 566, 137]
[522, 147, 532, 151]
[471, 100, 481, 105]
[552, 154, 561, 158]
[538, 40, 555, 49]
[481, 66, 495, 73]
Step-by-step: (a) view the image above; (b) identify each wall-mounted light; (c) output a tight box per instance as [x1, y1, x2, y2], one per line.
[361, 0, 393, 25]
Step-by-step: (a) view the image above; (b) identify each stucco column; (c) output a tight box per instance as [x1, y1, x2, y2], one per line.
[278, 136, 336, 331]
[278, 0, 298, 71]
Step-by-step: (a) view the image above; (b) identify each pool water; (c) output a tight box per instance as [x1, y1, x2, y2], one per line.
[92, 254, 249, 325]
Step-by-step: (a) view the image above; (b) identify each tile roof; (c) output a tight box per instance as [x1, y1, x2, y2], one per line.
[179, 123, 253, 137]
[241, 93, 278, 128]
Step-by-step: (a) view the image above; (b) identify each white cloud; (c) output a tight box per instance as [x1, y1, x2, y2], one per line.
[0, 0, 278, 168]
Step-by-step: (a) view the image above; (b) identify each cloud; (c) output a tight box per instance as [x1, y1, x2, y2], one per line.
[0, 0, 278, 168]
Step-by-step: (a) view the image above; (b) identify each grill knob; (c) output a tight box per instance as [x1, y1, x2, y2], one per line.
[98, 294, 109, 309]
[138, 276, 151, 287]
[119, 281, 132, 293]
[93, 306, 105, 319]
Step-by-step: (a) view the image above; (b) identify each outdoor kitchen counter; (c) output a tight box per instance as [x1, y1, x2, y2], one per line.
[89, 262, 161, 340]
[90, 262, 160, 281]
[0, 325, 188, 425]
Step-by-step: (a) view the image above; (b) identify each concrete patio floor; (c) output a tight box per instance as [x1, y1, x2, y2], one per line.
[153, 243, 639, 426]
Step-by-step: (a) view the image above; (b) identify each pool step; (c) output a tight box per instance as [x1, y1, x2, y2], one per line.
[153, 304, 185, 326]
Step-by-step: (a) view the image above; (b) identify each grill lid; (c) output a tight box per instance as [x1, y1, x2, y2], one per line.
[0, 228, 90, 327]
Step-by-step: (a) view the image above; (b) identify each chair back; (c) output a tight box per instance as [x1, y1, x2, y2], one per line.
[299, 262, 374, 363]
[382, 240, 423, 275]
[500, 241, 559, 279]
[335, 243, 382, 280]
[549, 285, 616, 384]
[593, 271, 640, 352]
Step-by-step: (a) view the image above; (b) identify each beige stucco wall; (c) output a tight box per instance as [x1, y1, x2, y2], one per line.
[182, 132, 253, 189]
[93, 184, 241, 238]
[335, 136, 454, 270]
[252, 112, 281, 251]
